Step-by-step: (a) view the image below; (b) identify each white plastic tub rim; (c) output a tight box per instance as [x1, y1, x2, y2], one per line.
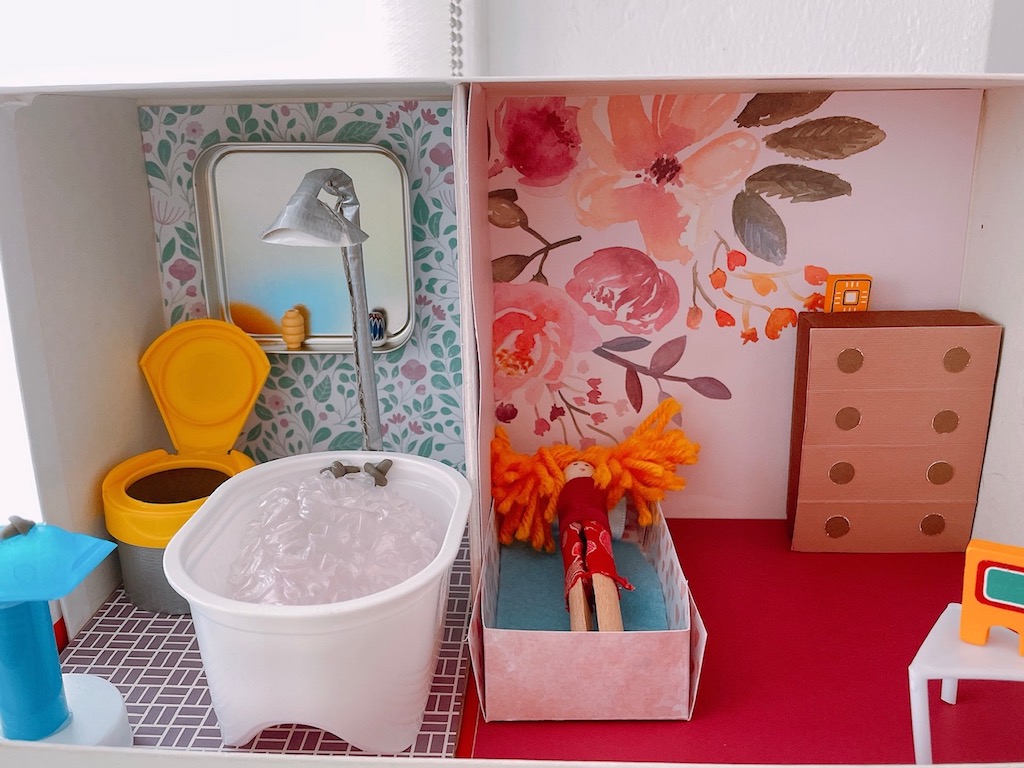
[163, 450, 471, 623]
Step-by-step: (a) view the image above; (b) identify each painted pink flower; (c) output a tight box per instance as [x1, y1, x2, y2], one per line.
[386, 111, 400, 129]
[168, 258, 196, 282]
[493, 281, 601, 405]
[430, 142, 453, 169]
[401, 359, 427, 382]
[572, 95, 759, 264]
[421, 109, 439, 125]
[266, 394, 285, 411]
[400, 100, 418, 112]
[495, 402, 518, 423]
[534, 418, 550, 436]
[491, 97, 581, 187]
[565, 247, 679, 334]
[804, 265, 829, 285]
[184, 121, 203, 139]
[686, 305, 702, 329]
[410, 421, 424, 435]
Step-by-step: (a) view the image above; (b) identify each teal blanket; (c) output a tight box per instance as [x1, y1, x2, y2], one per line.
[494, 540, 669, 631]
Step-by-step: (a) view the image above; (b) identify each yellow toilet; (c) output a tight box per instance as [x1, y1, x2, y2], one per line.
[103, 319, 270, 614]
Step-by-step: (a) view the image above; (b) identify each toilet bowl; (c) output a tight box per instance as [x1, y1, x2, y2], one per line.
[103, 319, 270, 614]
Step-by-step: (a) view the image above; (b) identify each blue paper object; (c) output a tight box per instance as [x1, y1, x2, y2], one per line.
[0, 519, 116, 741]
[0, 522, 116, 602]
[0, 601, 70, 740]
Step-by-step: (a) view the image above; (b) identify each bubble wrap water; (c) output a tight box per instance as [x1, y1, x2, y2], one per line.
[227, 472, 443, 605]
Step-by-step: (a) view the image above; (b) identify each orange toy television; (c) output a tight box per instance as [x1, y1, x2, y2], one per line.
[960, 538, 1024, 654]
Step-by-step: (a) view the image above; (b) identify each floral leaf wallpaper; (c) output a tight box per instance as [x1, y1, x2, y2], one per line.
[139, 100, 464, 469]
[483, 88, 983, 518]
[487, 92, 875, 439]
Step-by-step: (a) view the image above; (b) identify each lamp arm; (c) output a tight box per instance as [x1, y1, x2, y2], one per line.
[342, 242, 384, 451]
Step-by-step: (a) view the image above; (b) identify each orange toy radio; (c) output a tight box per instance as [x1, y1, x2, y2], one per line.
[960, 538, 1024, 654]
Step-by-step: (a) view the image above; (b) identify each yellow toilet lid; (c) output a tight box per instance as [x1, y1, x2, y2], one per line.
[140, 319, 270, 455]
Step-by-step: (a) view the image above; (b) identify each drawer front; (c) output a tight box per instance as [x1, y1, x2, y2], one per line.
[801, 389, 995, 447]
[792, 501, 976, 552]
[796, 445, 985, 503]
[805, 325, 1001, 391]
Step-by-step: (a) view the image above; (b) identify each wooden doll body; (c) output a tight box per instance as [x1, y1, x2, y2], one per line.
[557, 461, 630, 632]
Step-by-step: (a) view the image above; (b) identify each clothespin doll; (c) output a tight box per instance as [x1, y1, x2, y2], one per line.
[491, 398, 698, 632]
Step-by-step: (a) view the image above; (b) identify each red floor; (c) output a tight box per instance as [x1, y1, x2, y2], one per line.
[460, 519, 1024, 764]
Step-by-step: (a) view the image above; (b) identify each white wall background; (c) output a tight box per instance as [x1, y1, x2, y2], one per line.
[0, 0, 1022, 88]
[467, 0, 1000, 77]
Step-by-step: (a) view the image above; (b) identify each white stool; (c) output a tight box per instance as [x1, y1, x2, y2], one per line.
[908, 602, 1024, 764]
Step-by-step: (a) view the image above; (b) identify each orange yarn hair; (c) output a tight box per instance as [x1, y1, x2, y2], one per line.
[490, 397, 699, 552]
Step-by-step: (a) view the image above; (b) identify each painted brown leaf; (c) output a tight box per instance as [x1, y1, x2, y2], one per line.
[491, 253, 533, 283]
[625, 367, 643, 412]
[649, 336, 687, 376]
[732, 191, 787, 265]
[602, 336, 651, 353]
[488, 189, 528, 228]
[765, 116, 886, 160]
[685, 376, 732, 400]
[745, 164, 852, 203]
[735, 92, 833, 128]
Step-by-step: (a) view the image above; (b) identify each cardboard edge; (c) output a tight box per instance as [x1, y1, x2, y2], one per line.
[688, 592, 708, 720]
[467, 588, 488, 721]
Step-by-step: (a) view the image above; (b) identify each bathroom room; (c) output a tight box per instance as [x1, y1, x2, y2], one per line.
[3, 1, 1024, 766]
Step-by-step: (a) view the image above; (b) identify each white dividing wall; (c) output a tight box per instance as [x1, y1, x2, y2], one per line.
[0, 107, 44, 525]
[960, 87, 1024, 547]
[1, 95, 167, 634]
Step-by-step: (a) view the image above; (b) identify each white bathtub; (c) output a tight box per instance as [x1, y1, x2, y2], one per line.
[163, 451, 471, 753]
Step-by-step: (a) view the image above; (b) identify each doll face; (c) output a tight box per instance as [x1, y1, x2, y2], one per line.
[564, 460, 595, 481]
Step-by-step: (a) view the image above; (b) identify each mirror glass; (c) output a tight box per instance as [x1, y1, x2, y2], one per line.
[195, 143, 413, 353]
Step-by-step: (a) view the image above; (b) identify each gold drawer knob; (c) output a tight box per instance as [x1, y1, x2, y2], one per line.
[825, 515, 851, 538]
[829, 461, 855, 484]
[920, 513, 946, 536]
[926, 461, 954, 485]
[836, 348, 864, 373]
[943, 347, 971, 373]
[932, 410, 959, 434]
[834, 406, 861, 431]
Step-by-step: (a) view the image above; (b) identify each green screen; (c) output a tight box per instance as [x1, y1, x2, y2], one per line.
[983, 566, 1024, 608]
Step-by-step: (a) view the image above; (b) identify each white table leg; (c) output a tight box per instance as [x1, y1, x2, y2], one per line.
[940, 677, 958, 705]
[908, 669, 933, 764]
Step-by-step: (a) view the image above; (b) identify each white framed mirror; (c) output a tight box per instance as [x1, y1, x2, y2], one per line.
[194, 142, 413, 353]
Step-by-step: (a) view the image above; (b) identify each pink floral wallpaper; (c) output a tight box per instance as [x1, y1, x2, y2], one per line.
[482, 89, 983, 517]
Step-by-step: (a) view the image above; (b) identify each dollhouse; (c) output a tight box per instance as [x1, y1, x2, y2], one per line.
[4, 2, 1024, 767]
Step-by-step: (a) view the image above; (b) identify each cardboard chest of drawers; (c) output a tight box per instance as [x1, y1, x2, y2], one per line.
[787, 310, 1002, 552]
